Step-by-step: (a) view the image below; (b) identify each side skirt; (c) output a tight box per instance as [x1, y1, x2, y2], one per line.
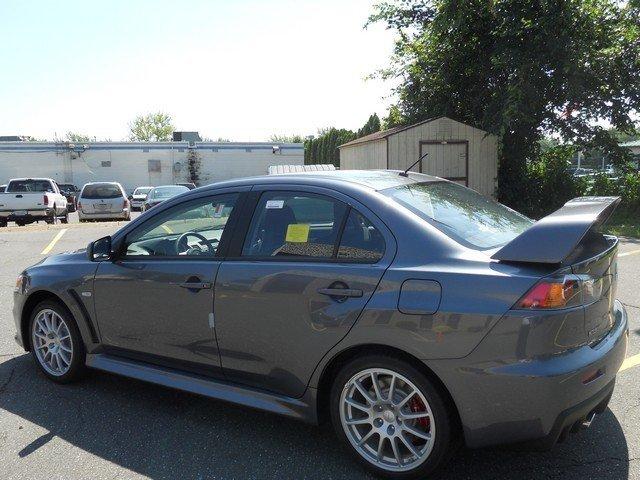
[85, 353, 318, 424]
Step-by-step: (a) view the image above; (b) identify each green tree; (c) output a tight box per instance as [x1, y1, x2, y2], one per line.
[270, 134, 305, 143]
[382, 105, 406, 130]
[357, 113, 382, 137]
[129, 112, 174, 141]
[65, 132, 96, 143]
[370, 0, 640, 208]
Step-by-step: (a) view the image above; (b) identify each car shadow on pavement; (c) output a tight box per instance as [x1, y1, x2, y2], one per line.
[0, 354, 630, 480]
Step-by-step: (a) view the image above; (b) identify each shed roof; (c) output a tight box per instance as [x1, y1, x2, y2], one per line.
[339, 116, 443, 148]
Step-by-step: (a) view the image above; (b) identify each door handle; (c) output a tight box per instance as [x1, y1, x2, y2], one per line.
[317, 287, 363, 298]
[178, 282, 212, 291]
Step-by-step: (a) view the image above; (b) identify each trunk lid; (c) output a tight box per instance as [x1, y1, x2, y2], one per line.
[82, 197, 123, 213]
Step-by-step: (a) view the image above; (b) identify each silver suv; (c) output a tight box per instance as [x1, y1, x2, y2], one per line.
[77, 182, 131, 222]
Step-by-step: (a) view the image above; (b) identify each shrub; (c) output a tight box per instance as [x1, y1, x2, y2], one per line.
[515, 146, 587, 219]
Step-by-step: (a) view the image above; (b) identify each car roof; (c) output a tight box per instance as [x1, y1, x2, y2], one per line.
[197, 170, 441, 192]
[8, 178, 53, 181]
[83, 182, 122, 186]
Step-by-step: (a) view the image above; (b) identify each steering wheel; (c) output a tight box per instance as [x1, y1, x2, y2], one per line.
[175, 232, 217, 256]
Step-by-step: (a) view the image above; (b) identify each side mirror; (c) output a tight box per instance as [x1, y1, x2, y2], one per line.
[87, 236, 112, 261]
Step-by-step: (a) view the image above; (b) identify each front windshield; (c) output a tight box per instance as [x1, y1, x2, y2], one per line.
[151, 186, 188, 199]
[381, 181, 533, 250]
[134, 187, 153, 195]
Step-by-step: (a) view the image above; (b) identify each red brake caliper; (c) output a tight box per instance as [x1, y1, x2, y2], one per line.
[409, 396, 430, 431]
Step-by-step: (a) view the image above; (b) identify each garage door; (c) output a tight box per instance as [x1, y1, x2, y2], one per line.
[419, 141, 468, 186]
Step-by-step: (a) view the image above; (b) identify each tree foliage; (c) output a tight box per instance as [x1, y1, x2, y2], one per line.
[129, 112, 174, 141]
[270, 134, 305, 143]
[304, 114, 384, 166]
[370, 0, 640, 208]
[65, 132, 96, 143]
[304, 128, 356, 166]
[382, 105, 406, 130]
[357, 114, 382, 137]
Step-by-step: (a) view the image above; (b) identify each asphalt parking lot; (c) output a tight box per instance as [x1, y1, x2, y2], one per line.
[0, 218, 639, 479]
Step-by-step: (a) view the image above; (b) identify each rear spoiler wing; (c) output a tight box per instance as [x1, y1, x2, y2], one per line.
[491, 196, 620, 264]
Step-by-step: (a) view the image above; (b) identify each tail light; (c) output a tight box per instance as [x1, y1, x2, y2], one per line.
[123, 199, 129, 209]
[77, 201, 82, 211]
[514, 273, 607, 310]
[43, 194, 48, 205]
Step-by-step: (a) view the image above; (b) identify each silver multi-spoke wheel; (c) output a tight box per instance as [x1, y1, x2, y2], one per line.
[340, 368, 435, 472]
[31, 309, 73, 376]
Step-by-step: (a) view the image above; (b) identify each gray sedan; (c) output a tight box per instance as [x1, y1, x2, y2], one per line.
[11, 170, 628, 479]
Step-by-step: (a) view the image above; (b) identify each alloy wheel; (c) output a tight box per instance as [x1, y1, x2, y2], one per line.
[339, 368, 435, 472]
[31, 309, 73, 376]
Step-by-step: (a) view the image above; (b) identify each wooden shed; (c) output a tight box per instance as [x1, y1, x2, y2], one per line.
[339, 116, 498, 197]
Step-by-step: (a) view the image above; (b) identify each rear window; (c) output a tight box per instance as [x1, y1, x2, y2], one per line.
[81, 184, 123, 199]
[7, 180, 54, 193]
[133, 187, 153, 195]
[151, 186, 189, 199]
[382, 181, 533, 250]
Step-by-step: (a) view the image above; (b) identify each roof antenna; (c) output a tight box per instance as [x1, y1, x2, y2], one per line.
[399, 151, 428, 177]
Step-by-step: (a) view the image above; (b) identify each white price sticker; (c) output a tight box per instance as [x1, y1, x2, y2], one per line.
[265, 200, 284, 209]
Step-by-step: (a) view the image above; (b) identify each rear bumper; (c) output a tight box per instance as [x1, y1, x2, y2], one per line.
[78, 210, 129, 220]
[0, 209, 52, 222]
[430, 299, 629, 449]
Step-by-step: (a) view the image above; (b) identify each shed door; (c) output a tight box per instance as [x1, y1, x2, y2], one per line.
[419, 141, 468, 186]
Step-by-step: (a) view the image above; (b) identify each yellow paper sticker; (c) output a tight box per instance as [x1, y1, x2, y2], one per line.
[285, 223, 310, 243]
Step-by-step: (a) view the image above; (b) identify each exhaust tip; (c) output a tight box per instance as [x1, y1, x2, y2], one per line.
[581, 411, 596, 429]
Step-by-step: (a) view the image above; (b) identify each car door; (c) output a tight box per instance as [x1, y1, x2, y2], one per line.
[214, 186, 395, 397]
[93, 189, 244, 377]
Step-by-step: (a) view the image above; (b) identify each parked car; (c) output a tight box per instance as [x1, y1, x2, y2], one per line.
[77, 182, 131, 222]
[571, 167, 596, 177]
[142, 185, 189, 211]
[11, 170, 628, 479]
[0, 177, 68, 226]
[129, 186, 153, 211]
[57, 183, 79, 212]
[176, 182, 197, 190]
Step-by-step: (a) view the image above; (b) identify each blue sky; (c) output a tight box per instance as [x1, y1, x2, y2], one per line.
[0, 0, 396, 141]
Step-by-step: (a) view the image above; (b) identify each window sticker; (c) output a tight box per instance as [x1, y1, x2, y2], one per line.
[285, 223, 310, 243]
[213, 203, 225, 218]
[265, 200, 284, 209]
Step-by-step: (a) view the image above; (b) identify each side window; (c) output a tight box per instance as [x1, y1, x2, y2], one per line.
[125, 193, 238, 258]
[338, 210, 385, 262]
[242, 192, 348, 259]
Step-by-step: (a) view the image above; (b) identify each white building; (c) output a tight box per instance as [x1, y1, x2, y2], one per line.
[0, 141, 304, 192]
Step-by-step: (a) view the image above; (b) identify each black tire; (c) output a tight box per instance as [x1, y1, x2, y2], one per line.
[330, 355, 455, 479]
[16, 221, 25, 227]
[45, 206, 58, 225]
[28, 300, 87, 384]
[61, 210, 69, 224]
[0, 221, 6, 228]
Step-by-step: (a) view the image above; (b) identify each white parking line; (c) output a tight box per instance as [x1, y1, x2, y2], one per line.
[41, 229, 67, 255]
[620, 353, 640, 373]
[619, 249, 640, 258]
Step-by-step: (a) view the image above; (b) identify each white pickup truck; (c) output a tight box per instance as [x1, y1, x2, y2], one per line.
[0, 178, 69, 227]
